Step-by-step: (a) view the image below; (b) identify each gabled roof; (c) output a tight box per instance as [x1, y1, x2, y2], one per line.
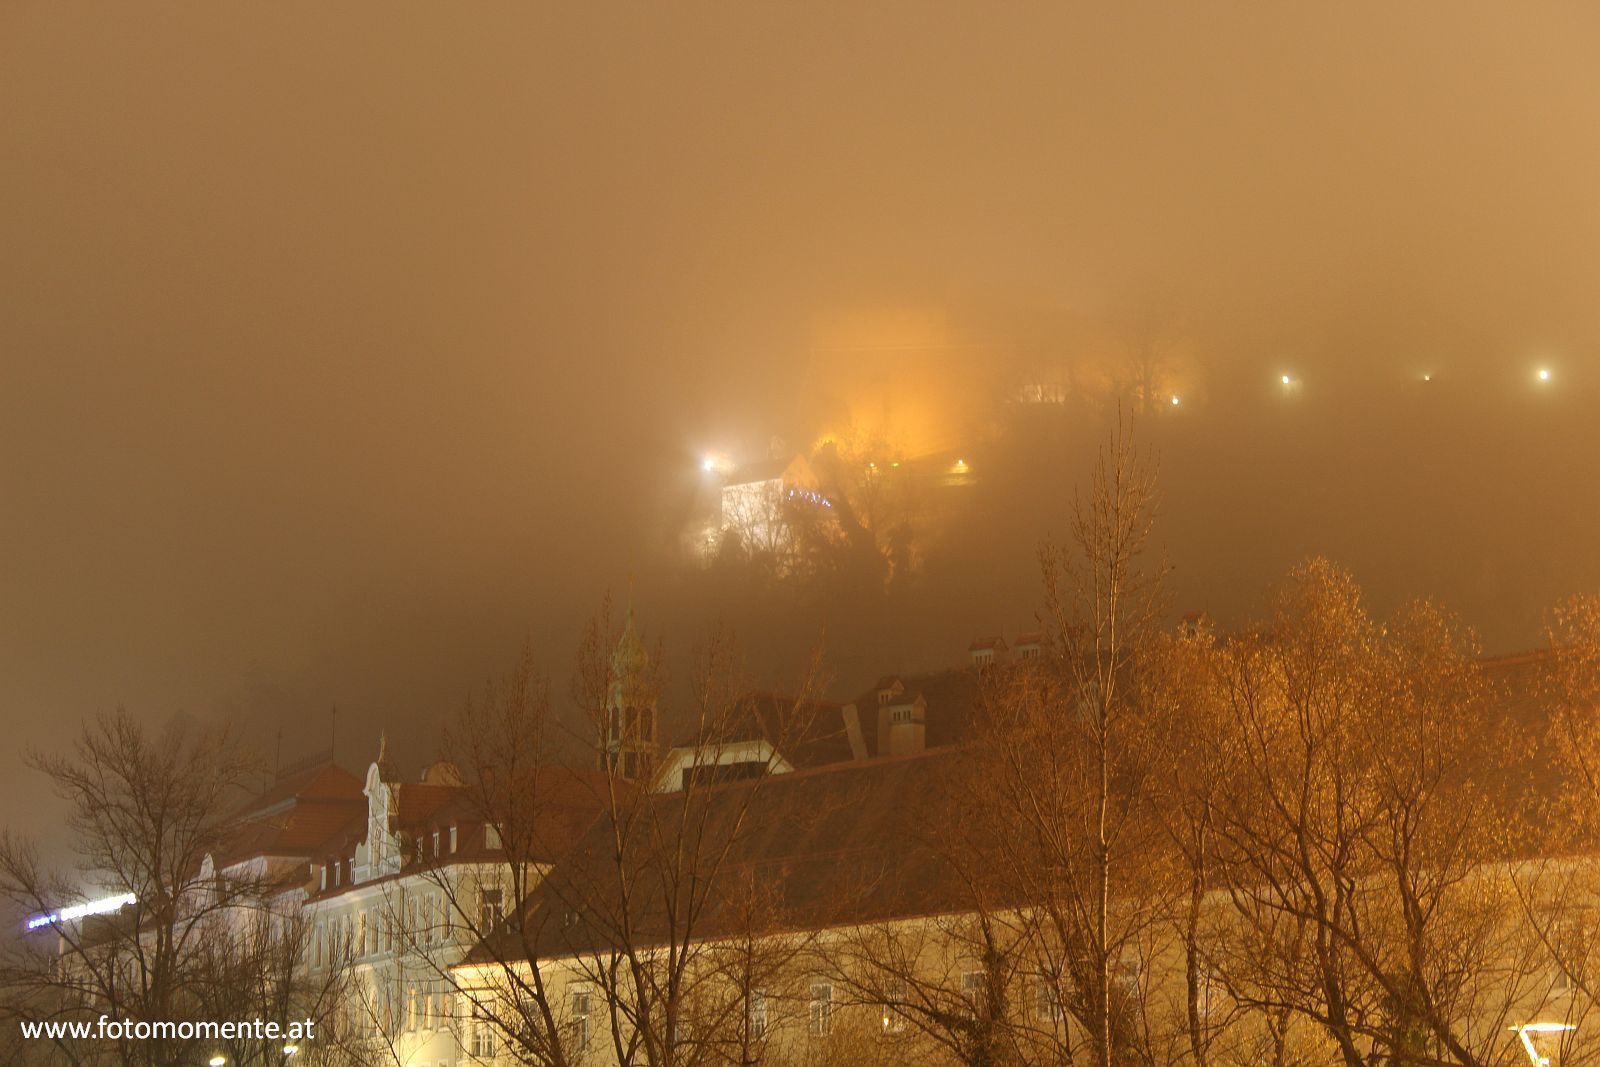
[229, 763, 363, 822]
[723, 453, 818, 489]
[667, 692, 857, 771]
[469, 749, 971, 964]
[303, 766, 613, 903]
[215, 763, 365, 867]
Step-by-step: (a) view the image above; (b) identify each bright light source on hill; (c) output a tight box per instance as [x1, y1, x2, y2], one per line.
[1538, 368, 1551, 381]
[1170, 395, 1180, 406]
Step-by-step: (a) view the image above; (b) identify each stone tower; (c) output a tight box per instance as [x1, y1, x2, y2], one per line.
[600, 602, 659, 781]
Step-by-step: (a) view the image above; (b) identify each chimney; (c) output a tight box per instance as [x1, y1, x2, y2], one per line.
[877, 692, 927, 758]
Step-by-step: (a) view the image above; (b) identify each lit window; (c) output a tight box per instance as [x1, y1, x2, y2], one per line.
[881, 985, 907, 1034]
[432, 830, 441, 857]
[485, 824, 502, 850]
[449, 825, 458, 854]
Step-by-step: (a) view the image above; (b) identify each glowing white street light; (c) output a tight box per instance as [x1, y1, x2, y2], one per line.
[1538, 368, 1552, 382]
[209, 1057, 227, 1067]
[282, 1046, 300, 1057]
[701, 458, 715, 472]
[1510, 1022, 1575, 1066]
[1280, 374, 1292, 385]
[1169, 395, 1180, 406]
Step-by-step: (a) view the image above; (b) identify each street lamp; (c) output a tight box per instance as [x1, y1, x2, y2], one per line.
[208, 1057, 226, 1067]
[1510, 1022, 1575, 1066]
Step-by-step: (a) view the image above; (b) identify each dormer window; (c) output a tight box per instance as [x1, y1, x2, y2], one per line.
[320, 865, 328, 891]
[890, 706, 914, 725]
[878, 690, 892, 707]
[485, 824, 502, 850]
[432, 830, 441, 857]
[449, 825, 458, 853]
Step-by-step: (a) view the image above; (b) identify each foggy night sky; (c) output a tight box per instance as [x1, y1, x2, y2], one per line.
[4, 3, 1600, 844]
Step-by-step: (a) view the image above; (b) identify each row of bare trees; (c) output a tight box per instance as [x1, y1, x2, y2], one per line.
[13, 429, 1600, 1067]
[825, 433, 1600, 1067]
[0, 715, 368, 1067]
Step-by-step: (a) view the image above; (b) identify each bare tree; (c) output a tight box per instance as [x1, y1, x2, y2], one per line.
[970, 419, 1174, 1067]
[538, 610, 826, 1067]
[1211, 561, 1542, 1067]
[0, 710, 294, 1067]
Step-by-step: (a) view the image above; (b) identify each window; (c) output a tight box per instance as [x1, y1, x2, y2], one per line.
[432, 830, 441, 857]
[808, 981, 833, 1037]
[569, 987, 592, 1052]
[961, 970, 987, 1016]
[471, 1008, 496, 1059]
[748, 990, 768, 1040]
[880, 984, 907, 1034]
[320, 865, 328, 891]
[640, 707, 654, 740]
[449, 825, 458, 853]
[1114, 950, 1142, 994]
[890, 706, 913, 724]
[479, 887, 503, 931]
[624, 752, 638, 779]
[1020, 645, 1040, 661]
[485, 824, 502, 850]
[1035, 978, 1064, 1022]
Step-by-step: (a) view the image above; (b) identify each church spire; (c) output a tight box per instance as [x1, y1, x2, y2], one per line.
[600, 597, 658, 781]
